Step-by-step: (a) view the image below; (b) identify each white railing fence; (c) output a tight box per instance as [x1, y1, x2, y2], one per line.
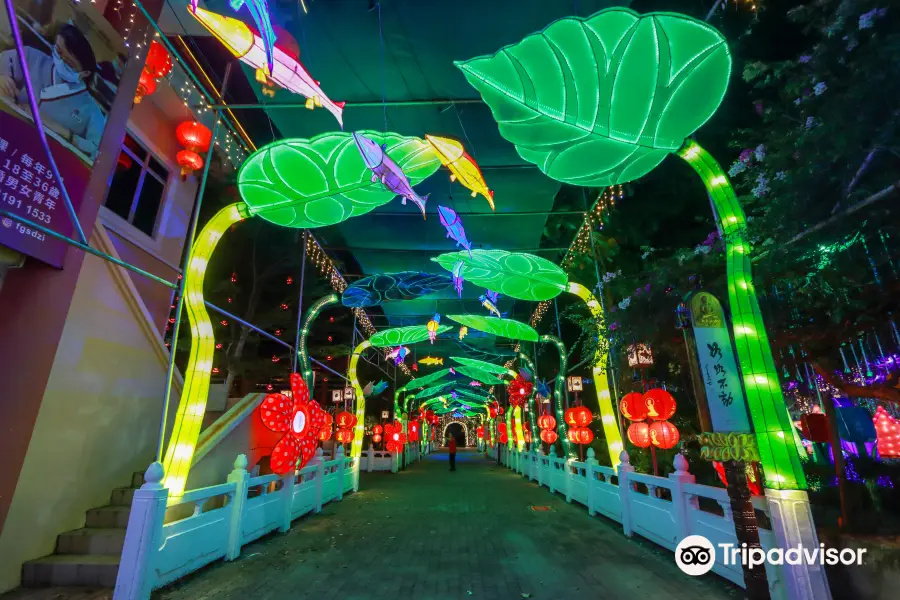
[114, 446, 357, 600]
[497, 445, 797, 599]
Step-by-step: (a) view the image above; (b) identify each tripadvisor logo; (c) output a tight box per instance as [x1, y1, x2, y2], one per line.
[675, 535, 866, 576]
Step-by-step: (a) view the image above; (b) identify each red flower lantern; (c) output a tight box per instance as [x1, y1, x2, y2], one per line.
[619, 392, 648, 421]
[384, 421, 407, 452]
[799, 413, 830, 443]
[643, 389, 676, 421]
[627, 422, 651, 448]
[335, 428, 354, 444]
[258, 373, 327, 474]
[373, 424, 384, 435]
[336, 411, 357, 429]
[176, 121, 213, 179]
[537, 413, 556, 430]
[540, 429, 558, 444]
[564, 406, 592, 427]
[508, 375, 533, 407]
[649, 421, 680, 449]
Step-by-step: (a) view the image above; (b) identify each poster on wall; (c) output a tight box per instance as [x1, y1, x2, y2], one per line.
[0, 0, 133, 267]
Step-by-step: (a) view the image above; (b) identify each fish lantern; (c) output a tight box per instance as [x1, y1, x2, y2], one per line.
[540, 429, 558, 444]
[649, 421, 680, 449]
[373, 424, 384, 435]
[537, 413, 556, 430]
[643, 388, 676, 421]
[627, 422, 651, 448]
[459, 326, 468, 340]
[564, 406, 592, 428]
[799, 413, 831, 443]
[874, 406, 900, 458]
[627, 343, 654, 369]
[318, 426, 333, 441]
[336, 411, 357, 429]
[335, 428, 354, 444]
[425, 135, 495, 210]
[569, 427, 594, 445]
[176, 121, 213, 179]
[619, 392, 648, 421]
[427, 314, 441, 344]
[477, 425, 485, 439]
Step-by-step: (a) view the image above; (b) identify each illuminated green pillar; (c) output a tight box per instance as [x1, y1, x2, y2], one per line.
[348, 339, 372, 459]
[538, 335, 577, 459]
[516, 352, 540, 450]
[297, 294, 339, 389]
[678, 140, 806, 490]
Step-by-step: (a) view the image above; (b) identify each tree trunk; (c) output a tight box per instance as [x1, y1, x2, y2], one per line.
[724, 460, 770, 599]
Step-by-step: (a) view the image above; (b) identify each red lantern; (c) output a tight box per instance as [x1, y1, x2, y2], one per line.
[476, 425, 485, 439]
[424, 410, 435, 422]
[799, 413, 830, 443]
[318, 426, 332, 441]
[335, 427, 354, 444]
[537, 413, 556, 430]
[643, 389, 676, 421]
[540, 429, 558, 444]
[175, 121, 213, 178]
[619, 392, 648, 421]
[523, 430, 532, 443]
[571, 426, 594, 445]
[874, 406, 900, 458]
[323, 413, 333, 427]
[134, 70, 157, 104]
[498, 431, 508, 444]
[408, 420, 420, 442]
[627, 422, 651, 448]
[176, 150, 203, 179]
[497, 422, 507, 436]
[564, 406, 592, 427]
[649, 421, 680, 449]
[567, 427, 579, 444]
[372, 434, 382, 443]
[143, 40, 173, 79]
[336, 411, 357, 429]
[373, 424, 384, 435]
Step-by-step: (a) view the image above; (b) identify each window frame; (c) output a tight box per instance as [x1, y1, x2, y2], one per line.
[105, 133, 170, 239]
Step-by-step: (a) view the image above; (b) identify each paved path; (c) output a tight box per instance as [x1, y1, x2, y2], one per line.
[155, 449, 736, 600]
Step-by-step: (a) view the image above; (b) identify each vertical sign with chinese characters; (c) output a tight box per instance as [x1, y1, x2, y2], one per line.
[690, 292, 751, 432]
[0, 114, 89, 268]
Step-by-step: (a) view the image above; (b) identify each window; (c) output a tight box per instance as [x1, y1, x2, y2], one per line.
[105, 134, 169, 236]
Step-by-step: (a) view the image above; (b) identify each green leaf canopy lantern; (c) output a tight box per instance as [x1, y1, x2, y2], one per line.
[433, 250, 567, 301]
[237, 131, 441, 228]
[454, 367, 506, 386]
[455, 8, 730, 186]
[446, 314, 539, 342]
[369, 324, 452, 348]
[450, 356, 511, 376]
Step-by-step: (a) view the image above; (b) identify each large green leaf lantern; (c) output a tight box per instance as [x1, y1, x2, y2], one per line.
[455, 8, 730, 186]
[432, 250, 568, 301]
[369, 324, 452, 348]
[446, 314, 539, 342]
[238, 131, 441, 228]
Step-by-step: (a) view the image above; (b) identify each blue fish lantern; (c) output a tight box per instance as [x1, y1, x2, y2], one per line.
[353, 132, 429, 218]
[437, 205, 472, 257]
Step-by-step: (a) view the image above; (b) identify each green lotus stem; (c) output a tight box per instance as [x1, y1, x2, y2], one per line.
[161, 203, 250, 496]
[516, 352, 540, 451]
[505, 409, 513, 451]
[538, 335, 577, 458]
[678, 140, 806, 490]
[565, 283, 623, 468]
[298, 294, 339, 389]
[348, 339, 372, 459]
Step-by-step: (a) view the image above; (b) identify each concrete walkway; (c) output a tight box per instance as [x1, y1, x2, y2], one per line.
[2, 450, 738, 600]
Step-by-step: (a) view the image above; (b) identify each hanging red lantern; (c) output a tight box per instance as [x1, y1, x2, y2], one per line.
[874, 406, 900, 458]
[372, 434, 383, 443]
[176, 149, 203, 179]
[323, 413, 333, 428]
[134, 70, 157, 104]
[373, 424, 384, 435]
[649, 421, 680, 449]
[336, 411, 357, 429]
[567, 427, 579, 444]
[408, 420, 421, 442]
[476, 425, 485, 439]
[619, 392, 648, 421]
[335, 428, 354, 444]
[571, 427, 594, 445]
[537, 413, 556, 430]
[497, 422, 507, 436]
[564, 406, 592, 427]
[643, 389, 677, 421]
[800, 413, 830, 443]
[540, 429, 558, 444]
[523, 430, 532, 443]
[318, 426, 332, 441]
[175, 121, 213, 178]
[143, 39, 173, 79]
[627, 422, 652, 448]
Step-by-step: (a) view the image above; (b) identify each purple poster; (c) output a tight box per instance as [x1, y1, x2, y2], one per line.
[0, 112, 89, 268]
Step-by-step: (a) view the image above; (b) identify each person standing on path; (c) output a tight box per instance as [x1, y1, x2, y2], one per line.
[448, 436, 457, 471]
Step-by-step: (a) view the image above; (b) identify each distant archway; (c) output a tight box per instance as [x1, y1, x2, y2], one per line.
[445, 423, 465, 447]
[438, 415, 476, 446]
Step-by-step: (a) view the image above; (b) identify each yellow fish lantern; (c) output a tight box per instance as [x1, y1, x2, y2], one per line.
[427, 313, 441, 344]
[425, 134, 495, 210]
[459, 326, 468, 340]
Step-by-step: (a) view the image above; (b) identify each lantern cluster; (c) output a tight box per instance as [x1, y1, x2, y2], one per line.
[334, 410, 357, 445]
[176, 120, 213, 179]
[384, 421, 407, 453]
[135, 40, 172, 104]
[874, 406, 900, 458]
[620, 389, 679, 450]
[538, 412, 558, 444]
[508, 374, 533, 408]
[488, 401, 504, 418]
[496, 422, 508, 444]
[372, 424, 384, 444]
[564, 405, 593, 445]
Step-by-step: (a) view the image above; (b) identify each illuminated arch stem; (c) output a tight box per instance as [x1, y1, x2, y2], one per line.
[297, 294, 339, 389]
[348, 339, 373, 459]
[678, 140, 805, 490]
[537, 336, 577, 458]
[516, 352, 539, 452]
[162, 203, 250, 496]
[565, 282, 624, 469]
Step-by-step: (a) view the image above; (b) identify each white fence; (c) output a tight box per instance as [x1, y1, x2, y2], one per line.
[113, 446, 357, 600]
[500, 445, 792, 598]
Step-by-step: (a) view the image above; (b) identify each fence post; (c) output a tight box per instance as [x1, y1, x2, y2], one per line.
[391, 448, 399, 473]
[312, 447, 325, 513]
[584, 448, 598, 517]
[548, 446, 557, 494]
[335, 444, 346, 501]
[367, 444, 375, 472]
[565, 457, 574, 503]
[113, 462, 167, 600]
[352, 454, 360, 493]
[536, 447, 544, 487]
[668, 454, 696, 542]
[225, 454, 250, 560]
[617, 451, 635, 537]
[279, 469, 296, 533]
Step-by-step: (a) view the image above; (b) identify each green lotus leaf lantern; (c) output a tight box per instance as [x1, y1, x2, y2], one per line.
[238, 130, 441, 228]
[447, 314, 539, 342]
[450, 356, 509, 376]
[369, 324, 452, 348]
[453, 387, 492, 403]
[399, 368, 452, 392]
[416, 381, 456, 400]
[455, 8, 731, 186]
[432, 249, 567, 301]
[454, 366, 506, 385]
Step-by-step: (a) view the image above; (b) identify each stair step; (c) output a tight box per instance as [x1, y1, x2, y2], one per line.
[85, 506, 130, 529]
[110, 487, 135, 506]
[22, 554, 119, 588]
[130, 471, 145, 488]
[57, 528, 126, 556]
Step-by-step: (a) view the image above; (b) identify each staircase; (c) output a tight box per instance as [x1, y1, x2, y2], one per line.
[20, 470, 145, 588]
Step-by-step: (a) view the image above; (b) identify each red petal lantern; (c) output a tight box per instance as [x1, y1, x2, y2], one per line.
[537, 413, 556, 430]
[649, 421, 680, 449]
[619, 392, 648, 421]
[643, 389, 676, 421]
[564, 406, 592, 427]
[134, 70, 157, 104]
[372, 434, 382, 443]
[540, 429, 558, 444]
[143, 39, 173, 79]
[799, 413, 830, 443]
[176, 121, 213, 178]
[627, 422, 652, 448]
[336, 411, 357, 429]
[373, 424, 384, 435]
